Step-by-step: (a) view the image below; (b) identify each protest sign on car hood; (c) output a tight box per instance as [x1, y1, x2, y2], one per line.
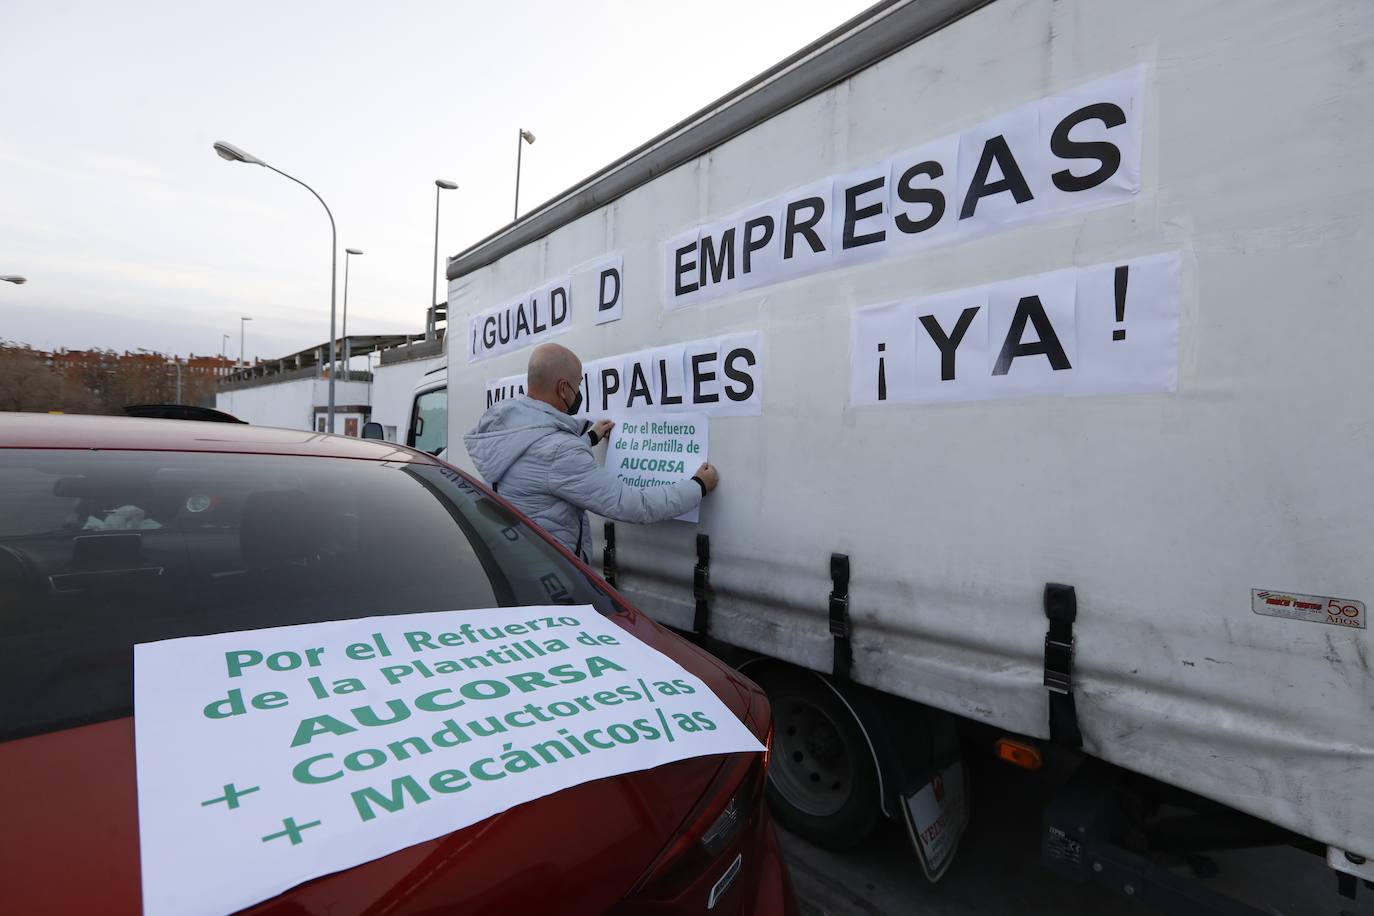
[135, 605, 764, 916]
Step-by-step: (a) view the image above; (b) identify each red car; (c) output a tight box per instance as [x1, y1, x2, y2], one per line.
[0, 413, 796, 915]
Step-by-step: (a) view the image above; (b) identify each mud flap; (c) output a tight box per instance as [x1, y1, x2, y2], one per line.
[900, 757, 970, 882]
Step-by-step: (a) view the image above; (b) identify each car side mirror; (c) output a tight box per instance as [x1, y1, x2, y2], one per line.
[360, 421, 385, 440]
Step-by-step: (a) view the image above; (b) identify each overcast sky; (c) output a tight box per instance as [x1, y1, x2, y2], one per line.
[0, 0, 873, 363]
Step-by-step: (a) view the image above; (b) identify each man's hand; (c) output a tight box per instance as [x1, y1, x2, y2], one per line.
[591, 419, 614, 442]
[693, 462, 720, 493]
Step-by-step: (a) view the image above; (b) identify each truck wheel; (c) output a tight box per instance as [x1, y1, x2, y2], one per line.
[756, 667, 881, 849]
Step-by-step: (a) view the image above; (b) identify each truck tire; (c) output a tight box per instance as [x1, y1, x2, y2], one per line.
[755, 667, 882, 849]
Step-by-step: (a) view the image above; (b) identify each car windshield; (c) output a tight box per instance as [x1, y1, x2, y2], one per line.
[0, 450, 615, 742]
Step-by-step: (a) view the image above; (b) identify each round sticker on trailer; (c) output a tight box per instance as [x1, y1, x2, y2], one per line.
[1251, 589, 1366, 629]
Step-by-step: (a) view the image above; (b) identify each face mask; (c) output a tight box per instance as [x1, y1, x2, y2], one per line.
[561, 382, 583, 416]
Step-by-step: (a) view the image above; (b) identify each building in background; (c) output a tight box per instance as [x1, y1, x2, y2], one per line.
[216, 326, 444, 439]
[0, 344, 234, 414]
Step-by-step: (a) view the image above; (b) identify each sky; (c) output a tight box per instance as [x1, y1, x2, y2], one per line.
[0, 0, 874, 364]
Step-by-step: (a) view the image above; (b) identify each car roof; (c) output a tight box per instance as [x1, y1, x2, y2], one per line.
[0, 412, 435, 463]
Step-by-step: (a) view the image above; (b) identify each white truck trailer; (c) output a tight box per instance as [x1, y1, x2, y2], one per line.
[443, 0, 1374, 907]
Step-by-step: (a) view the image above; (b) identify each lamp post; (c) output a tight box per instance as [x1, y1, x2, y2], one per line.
[214, 140, 339, 433]
[0, 276, 26, 285]
[342, 248, 363, 378]
[221, 333, 230, 358]
[432, 179, 457, 342]
[239, 315, 253, 370]
[513, 128, 535, 220]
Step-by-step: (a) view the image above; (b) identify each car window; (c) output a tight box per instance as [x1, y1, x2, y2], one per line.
[0, 450, 614, 742]
[409, 386, 448, 454]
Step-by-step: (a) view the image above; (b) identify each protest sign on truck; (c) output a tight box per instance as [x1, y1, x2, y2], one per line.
[443, 0, 1374, 904]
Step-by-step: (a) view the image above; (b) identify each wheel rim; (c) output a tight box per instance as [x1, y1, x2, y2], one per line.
[768, 691, 855, 817]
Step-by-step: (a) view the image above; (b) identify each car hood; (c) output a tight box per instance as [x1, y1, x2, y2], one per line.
[0, 610, 765, 915]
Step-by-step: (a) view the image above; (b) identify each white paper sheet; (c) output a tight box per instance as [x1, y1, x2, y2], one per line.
[661, 68, 1147, 313]
[606, 413, 709, 523]
[775, 177, 835, 282]
[589, 254, 625, 325]
[912, 286, 993, 404]
[467, 279, 572, 364]
[953, 101, 1045, 234]
[887, 133, 962, 254]
[493, 334, 763, 419]
[1037, 66, 1145, 218]
[736, 197, 785, 292]
[850, 254, 1180, 406]
[135, 606, 763, 916]
[663, 227, 704, 311]
[831, 159, 894, 270]
[985, 266, 1078, 395]
[851, 299, 918, 406]
[1073, 251, 1181, 396]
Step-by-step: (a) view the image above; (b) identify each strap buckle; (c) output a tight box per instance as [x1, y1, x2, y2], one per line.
[1043, 636, 1075, 694]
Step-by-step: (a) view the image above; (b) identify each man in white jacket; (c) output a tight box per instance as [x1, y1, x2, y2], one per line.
[463, 343, 719, 561]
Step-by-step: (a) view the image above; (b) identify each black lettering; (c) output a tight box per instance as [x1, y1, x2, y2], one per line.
[722, 348, 756, 402]
[674, 242, 699, 296]
[549, 286, 568, 326]
[690, 353, 719, 404]
[626, 362, 653, 408]
[700, 228, 736, 287]
[599, 368, 621, 412]
[1050, 102, 1125, 193]
[959, 135, 1034, 220]
[783, 197, 826, 259]
[842, 177, 886, 248]
[496, 310, 511, 344]
[513, 301, 531, 339]
[597, 269, 620, 312]
[531, 295, 547, 333]
[742, 215, 774, 274]
[546, 289, 568, 329]
[918, 307, 981, 381]
[894, 161, 946, 234]
[482, 316, 497, 348]
[992, 296, 1071, 375]
[658, 359, 683, 406]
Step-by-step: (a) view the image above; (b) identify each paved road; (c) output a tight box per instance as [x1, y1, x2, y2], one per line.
[778, 758, 1371, 916]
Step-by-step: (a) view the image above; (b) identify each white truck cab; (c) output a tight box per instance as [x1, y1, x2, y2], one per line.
[405, 364, 448, 458]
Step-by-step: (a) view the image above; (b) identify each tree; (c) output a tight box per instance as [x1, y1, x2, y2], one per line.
[0, 344, 62, 412]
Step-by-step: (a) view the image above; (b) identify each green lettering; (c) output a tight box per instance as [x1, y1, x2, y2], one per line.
[404, 631, 436, 652]
[290, 714, 357, 748]
[585, 655, 626, 677]
[351, 776, 430, 822]
[429, 769, 470, 794]
[292, 753, 341, 784]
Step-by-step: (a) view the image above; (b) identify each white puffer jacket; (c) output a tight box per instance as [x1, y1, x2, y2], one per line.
[463, 397, 701, 560]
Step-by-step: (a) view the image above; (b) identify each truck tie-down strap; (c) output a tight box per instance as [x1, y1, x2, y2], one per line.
[1043, 582, 1083, 748]
[830, 553, 852, 681]
[602, 522, 618, 588]
[693, 534, 711, 636]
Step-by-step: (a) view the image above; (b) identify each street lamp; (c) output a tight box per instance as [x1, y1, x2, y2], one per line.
[0, 276, 26, 285]
[240, 316, 253, 370]
[514, 129, 535, 220]
[432, 179, 457, 341]
[221, 333, 230, 358]
[214, 140, 340, 433]
[342, 248, 363, 378]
